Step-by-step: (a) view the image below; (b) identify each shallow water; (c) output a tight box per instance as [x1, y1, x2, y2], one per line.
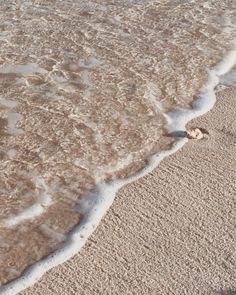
[0, 0, 235, 291]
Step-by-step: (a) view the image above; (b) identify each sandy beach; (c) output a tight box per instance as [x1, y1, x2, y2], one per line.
[19, 84, 236, 295]
[0, 1, 236, 294]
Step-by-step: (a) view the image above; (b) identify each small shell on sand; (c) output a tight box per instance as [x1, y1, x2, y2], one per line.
[186, 128, 204, 140]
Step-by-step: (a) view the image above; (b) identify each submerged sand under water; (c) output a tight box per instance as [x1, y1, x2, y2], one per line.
[0, 0, 235, 288]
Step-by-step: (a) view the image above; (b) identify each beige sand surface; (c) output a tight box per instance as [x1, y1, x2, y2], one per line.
[20, 85, 236, 295]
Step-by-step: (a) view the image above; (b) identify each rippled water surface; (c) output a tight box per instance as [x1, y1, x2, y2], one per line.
[0, 0, 235, 286]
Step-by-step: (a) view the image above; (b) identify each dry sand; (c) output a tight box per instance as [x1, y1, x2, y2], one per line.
[20, 85, 236, 295]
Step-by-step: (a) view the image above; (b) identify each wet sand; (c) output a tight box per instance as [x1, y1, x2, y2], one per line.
[19, 85, 236, 294]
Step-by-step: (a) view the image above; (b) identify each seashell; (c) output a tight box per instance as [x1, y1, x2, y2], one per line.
[186, 128, 204, 140]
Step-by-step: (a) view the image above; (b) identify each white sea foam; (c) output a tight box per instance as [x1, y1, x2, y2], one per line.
[1, 177, 53, 228]
[6, 149, 17, 158]
[1, 203, 46, 228]
[220, 69, 236, 86]
[7, 112, 24, 135]
[0, 64, 47, 75]
[0, 99, 18, 108]
[166, 47, 236, 132]
[1, 47, 236, 294]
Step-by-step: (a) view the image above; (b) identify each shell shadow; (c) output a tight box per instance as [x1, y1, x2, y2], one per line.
[166, 130, 188, 138]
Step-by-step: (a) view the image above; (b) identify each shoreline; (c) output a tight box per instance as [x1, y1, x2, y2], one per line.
[1, 49, 236, 294]
[20, 82, 236, 295]
[0, 2, 236, 293]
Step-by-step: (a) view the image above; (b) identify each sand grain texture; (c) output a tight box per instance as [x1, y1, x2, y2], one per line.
[19, 87, 236, 295]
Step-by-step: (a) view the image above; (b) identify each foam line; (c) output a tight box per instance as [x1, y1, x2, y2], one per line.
[1, 47, 236, 294]
[1, 177, 52, 228]
[1, 204, 46, 228]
